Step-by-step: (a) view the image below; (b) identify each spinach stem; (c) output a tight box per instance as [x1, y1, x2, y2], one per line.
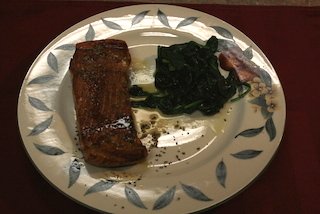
[230, 82, 251, 102]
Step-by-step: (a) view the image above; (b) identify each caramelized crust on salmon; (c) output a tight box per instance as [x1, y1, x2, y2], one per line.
[69, 39, 147, 167]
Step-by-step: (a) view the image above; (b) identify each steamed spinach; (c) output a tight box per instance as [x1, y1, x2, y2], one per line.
[130, 36, 246, 116]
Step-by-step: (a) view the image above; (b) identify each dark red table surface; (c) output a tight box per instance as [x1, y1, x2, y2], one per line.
[1, 1, 320, 213]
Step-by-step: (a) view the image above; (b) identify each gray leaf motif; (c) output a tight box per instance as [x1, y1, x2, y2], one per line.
[261, 106, 274, 119]
[85, 24, 95, 41]
[101, 18, 123, 30]
[28, 115, 53, 136]
[249, 96, 274, 119]
[153, 186, 176, 210]
[28, 96, 51, 111]
[132, 10, 150, 26]
[235, 126, 264, 138]
[180, 183, 212, 201]
[176, 17, 198, 29]
[68, 159, 81, 188]
[34, 143, 65, 155]
[256, 67, 273, 87]
[217, 39, 238, 52]
[125, 186, 147, 209]
[157, 9, 171, 28]
[249, 96, 267, 107]
[231, 150, 262, 159]
[28, 75, 55, 85]
[216, 160, 227, 188]
[55, 44, 75, 51]
[212, 26, 233, 39]
[265, 117, 276, 141]
[84, 180, 117, 196]
[47, 52, 58, 73]
[243, 46, 253, 59]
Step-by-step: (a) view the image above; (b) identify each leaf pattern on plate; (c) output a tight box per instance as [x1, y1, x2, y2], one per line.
[55, 44, 75, 51]
[180, 183, 212, 201]
[243, 46, 253, 59]
[157, 9, 171, 28]
[256, 67, 273, 87]
[235, 126, 264, 138]
[216, 160, 227, 188]
[84, 180, 117, 196]
[153, 186, 176, 210]
[231, 150, 263, 159]
[101, 18, 123, 30]
[261, 107, 273, 119]
[85, 24, 95, 41]
[217, 39, 237, 52]
[34, 143, 65, 155]
[176, 17, 198, 29]
[249, 96, 267, 107]
[125, 186, 147, 209]
[212, 26, 233, 39]
[28, 115, 53, 136]
[265, 117, 276, 141]
[249, 95, 273, 119]
[68, 159, 81, 188]
[28, 96, 51, 111]
[47, 52, 58, 73]
[132, 10, 150, 26]
[28, 75, 55, 85]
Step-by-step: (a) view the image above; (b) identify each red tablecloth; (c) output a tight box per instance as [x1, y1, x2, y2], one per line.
[1, 1, 320, 213]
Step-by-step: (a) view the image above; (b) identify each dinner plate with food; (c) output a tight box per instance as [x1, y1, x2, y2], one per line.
[18, 4, 286, 213]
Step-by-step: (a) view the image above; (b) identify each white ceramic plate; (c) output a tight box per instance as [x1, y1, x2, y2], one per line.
[18, 4, 286, 214]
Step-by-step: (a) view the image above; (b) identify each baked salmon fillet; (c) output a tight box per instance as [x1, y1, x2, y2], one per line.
[69, 39, 147, 167]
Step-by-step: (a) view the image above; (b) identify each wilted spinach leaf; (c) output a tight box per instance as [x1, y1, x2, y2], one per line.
[130, 36, 244, 116]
